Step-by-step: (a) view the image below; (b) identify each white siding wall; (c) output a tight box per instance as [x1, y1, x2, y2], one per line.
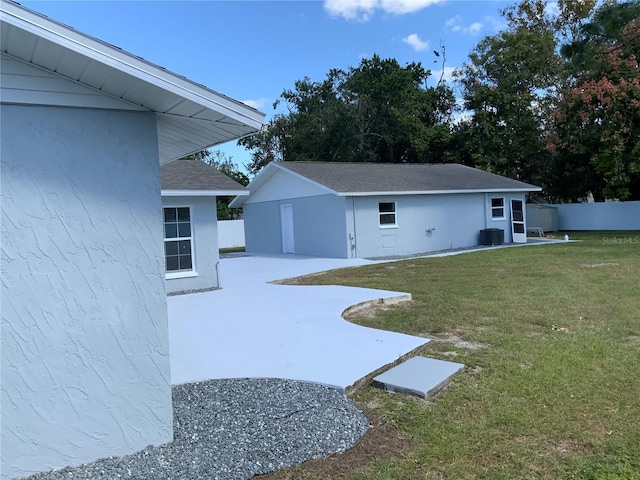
[1, 54, 145, 111]
[1, 105, 173, 478]
[162, 196, 220, 294]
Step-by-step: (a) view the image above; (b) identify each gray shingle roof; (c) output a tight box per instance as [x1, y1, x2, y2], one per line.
[161, 160, 246, 192]
[278, 162, 541, 193]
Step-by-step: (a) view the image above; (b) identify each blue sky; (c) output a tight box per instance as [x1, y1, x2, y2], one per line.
[21, 0, 513, 170]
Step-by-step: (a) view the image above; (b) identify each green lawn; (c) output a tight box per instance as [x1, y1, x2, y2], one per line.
[296, 232, 640, 479]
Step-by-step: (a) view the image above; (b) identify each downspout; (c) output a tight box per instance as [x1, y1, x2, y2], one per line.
[215, 261, 221, 289]
[351, 196, 357, 258]
[483, 192, 488, 229]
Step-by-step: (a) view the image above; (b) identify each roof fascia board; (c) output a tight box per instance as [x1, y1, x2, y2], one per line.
[1, 2, 264, 128]
[161, 189, 248, 197]
[272, 163, 338, 195]
[338, 187, 542, 196]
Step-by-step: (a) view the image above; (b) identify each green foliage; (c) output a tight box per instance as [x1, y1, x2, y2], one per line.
[239, 54, 457, 174]
[549, 0, 640, 200]
[455, 25, 559, 191]
[452, 0, 640, 201]
[288, 232, 640, 479]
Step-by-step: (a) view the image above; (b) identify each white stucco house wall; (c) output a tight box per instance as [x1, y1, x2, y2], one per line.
[160, 160, 247, 295]
[0, 1, 264, 478]
[231, 162, 541, 259]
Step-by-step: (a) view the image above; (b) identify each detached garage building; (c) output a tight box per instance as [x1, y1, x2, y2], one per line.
[231, 162, 541, 259]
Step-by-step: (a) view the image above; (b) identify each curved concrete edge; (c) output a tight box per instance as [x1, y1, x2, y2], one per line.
[341, 293, 413, 319]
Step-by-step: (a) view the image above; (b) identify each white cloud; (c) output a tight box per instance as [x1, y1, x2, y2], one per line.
[324, 0, 443, 21]
[380, 0, 444, 15]
[324, 0, 377, 21]
[445, 16, 484, 35]
[403, 33, 429, 52]
[467, 22, 482, 34]
[241, 98, 269, 110]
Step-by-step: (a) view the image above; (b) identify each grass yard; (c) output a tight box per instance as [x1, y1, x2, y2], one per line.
[259, 232, 640, 480]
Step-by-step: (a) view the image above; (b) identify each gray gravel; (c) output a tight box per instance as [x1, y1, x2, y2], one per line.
[24, 378, 369, 480]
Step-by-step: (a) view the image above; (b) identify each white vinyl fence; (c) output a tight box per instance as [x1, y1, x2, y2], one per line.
[556, 201, 640, 231]
[218, 219, 245, 248]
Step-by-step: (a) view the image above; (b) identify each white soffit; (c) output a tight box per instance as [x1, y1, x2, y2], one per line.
[0, 0, 265, 163]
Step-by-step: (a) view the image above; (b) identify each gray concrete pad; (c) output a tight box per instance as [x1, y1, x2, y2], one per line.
[373, 356, 465, 398]
[168, 254, 428, 392]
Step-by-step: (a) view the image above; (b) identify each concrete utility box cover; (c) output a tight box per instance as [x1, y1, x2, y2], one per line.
[373, 356, 465, 398]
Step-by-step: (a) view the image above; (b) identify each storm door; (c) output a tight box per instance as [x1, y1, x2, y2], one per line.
[510, 199, 526, 243]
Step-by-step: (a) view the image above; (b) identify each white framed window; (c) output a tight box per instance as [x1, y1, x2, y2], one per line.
[491, 198, 505, 220]
[379, 202, 397, 227]
[164, 207, 193, 273]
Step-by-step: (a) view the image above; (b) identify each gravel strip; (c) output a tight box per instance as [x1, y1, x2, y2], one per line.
[24, 379, 369, 480]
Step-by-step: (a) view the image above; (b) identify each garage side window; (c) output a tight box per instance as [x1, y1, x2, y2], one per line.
[379, 202, 397, 227]
[164, 207, 193, 272]
[491, 198, 505, 220]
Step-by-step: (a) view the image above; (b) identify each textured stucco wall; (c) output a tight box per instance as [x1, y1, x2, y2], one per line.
[352, 194, 487, 258]
[482, 193, 528, 244]
[1, 105, 173, 479]
[162, 196, 220, 293]
[243, 195, 348, 258]
[243, 201, 282, 254]
[285, 195, 348, 258]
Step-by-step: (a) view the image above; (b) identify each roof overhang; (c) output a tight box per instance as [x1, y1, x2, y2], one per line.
[162, 189, 249, 197]
[337, 187, 543, 196]
[230, 162, 543, 208]
[0, 0, 265, 163]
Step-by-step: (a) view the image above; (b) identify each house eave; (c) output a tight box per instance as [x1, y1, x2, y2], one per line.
[337, 187, 542, 196]
[162, 189, 248, 197]
[0, 0, 265, 163]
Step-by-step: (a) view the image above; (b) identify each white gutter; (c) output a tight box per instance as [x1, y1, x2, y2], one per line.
[161, 190, 249, 197]
[336, 187, 542, 196]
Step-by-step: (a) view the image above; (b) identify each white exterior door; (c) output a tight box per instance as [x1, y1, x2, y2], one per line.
[280, 204, 295, 254]
[510, 199, 527, 243]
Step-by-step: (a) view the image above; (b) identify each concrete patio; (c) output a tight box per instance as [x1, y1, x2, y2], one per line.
[168, 254, 429, 392]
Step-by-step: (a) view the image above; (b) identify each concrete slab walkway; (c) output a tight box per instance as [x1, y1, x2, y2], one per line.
[168, 254, 428, 392]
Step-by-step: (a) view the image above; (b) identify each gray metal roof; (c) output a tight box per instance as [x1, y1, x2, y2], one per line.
[278, 162, 541, 194]
[0, 0, 264, 163]
[161, 160, 247, 195]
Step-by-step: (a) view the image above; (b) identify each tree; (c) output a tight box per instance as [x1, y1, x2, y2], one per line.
[548, 0, 640, 200]
[180, 150, 248, 219]
[454, 26, 560, 190]
[453, 0, 600, 200]
[239, 54, 457, 174]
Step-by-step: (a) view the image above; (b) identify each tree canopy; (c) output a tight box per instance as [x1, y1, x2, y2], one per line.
[239, 54, 456, 175]
[239, 0, 640, 201]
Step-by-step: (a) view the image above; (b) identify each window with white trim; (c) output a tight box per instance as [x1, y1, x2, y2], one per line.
[164, 207, 193, 272]
[379, 202, 397, 227]
[491, 198, 505, 220]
